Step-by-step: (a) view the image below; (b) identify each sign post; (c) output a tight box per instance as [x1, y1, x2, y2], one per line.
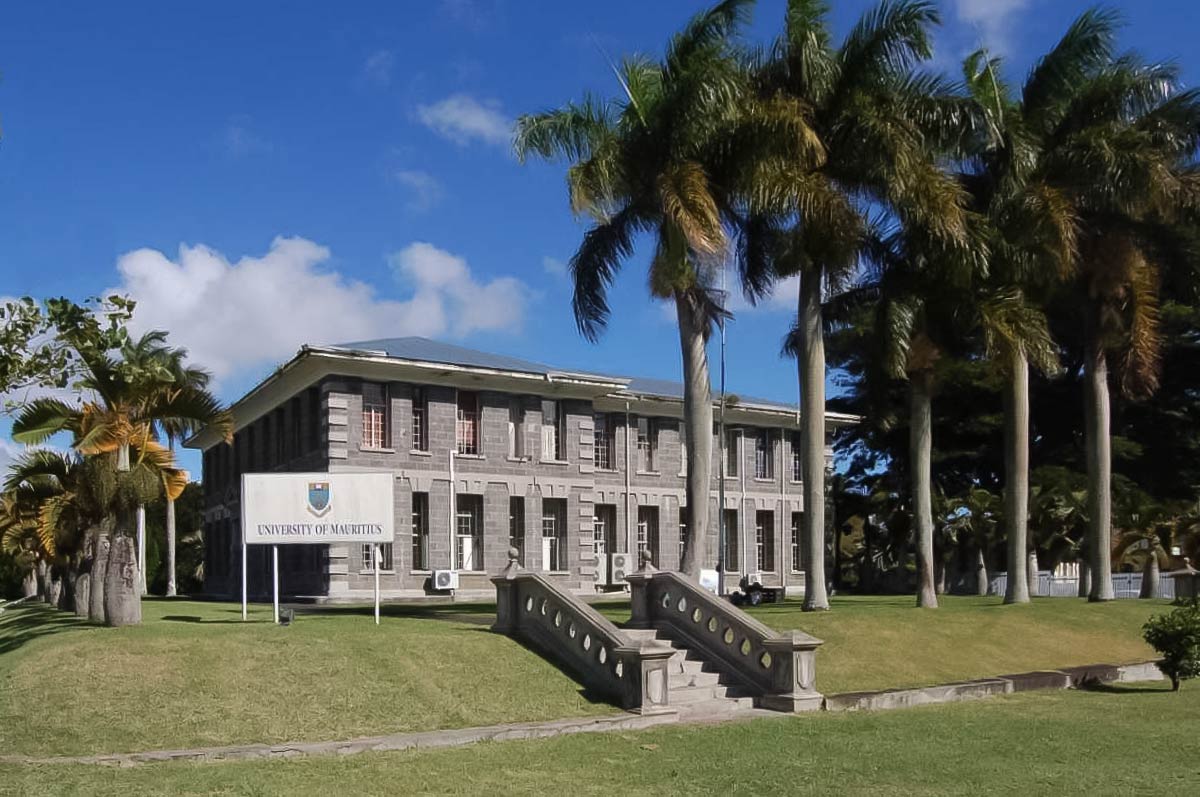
[240, 472, 395, 626]
[374, 544, 381, 625]
[241, 540, 248, 621]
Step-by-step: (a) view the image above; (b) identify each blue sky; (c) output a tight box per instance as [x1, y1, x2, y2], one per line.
[1, 0, 1197, 476]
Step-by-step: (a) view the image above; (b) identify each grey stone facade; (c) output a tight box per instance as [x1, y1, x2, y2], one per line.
[193, 340, 853, 601]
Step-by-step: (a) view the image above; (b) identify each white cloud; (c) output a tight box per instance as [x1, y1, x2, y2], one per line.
[392, 170, 444, 211]
[416, 94, 512, 147]
[107, 237, 528, 385]
[542, 256, 567, 277]
[361, 50, 395, 87]
[952, 0, 1031, 56]
[389, 242, 527, 337]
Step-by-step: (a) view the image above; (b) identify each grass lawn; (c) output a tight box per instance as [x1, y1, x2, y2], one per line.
[0, 599, 613, 758]
[3, 683, 1196, 796]
[0, 594, 1171, 759]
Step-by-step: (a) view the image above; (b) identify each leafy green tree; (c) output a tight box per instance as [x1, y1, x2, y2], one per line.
[1143, 602, 1200, 691]
[747, 0, 972, 609]
[514, 0, 768, 576]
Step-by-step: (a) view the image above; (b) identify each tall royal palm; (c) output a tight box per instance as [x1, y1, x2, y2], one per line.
[121, 331, 224, 597]
[746, 0, 971, 608]
[1041, 49, 1200, 600]
[955, 12, 1121, 603]
[515, 0, 760, 576]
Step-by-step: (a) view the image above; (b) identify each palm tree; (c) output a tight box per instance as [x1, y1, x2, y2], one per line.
[11, 345, 228, 625]
[1039, 38, 1200, 601]
[121, 331, 223, 597]
[956, 12, 1118, 603]
[746, 0, 972, 609]
[514, 0, 770, 576]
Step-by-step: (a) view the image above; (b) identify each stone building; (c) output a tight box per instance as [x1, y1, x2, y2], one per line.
[187, 338, 857, 601]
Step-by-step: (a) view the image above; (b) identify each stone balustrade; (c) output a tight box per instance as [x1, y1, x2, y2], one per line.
[492, 549, 674, 714]
[626, 552, 824, 712]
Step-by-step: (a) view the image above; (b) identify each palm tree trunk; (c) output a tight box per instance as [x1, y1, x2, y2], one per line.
[1003, 349, 1031, 604]
[1027, 550, 1040, 597]
[104, 510, 142, 627]
[1084, 324, 1115, 601]
[21, 566, 37, 598]
[36, 558, 49, 602]
[166, 497, 177, 597]
[911, 370, 938, 608]
[1077, 557, 1091, 598]
[47, 569, 63, 607]
[934, 555, 946, 595]
[89, 522, 112, 624]
[1139, 554, 1160, 599]
[675, 291, 712, 578]
[799, 273, 830, 610]
[975, 543, 989, 596]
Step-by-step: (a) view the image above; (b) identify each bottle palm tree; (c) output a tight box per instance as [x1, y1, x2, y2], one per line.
[744, 0, 972, 609]
[514, 0, 771, 576]
[11, 344, 228, 625]
[1040, 42, 1200, 601]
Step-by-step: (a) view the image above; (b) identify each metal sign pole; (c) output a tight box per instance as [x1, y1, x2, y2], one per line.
[241, 540, 248, 621]
[374, 544, 381, 625]
[272, 544, 280, 625]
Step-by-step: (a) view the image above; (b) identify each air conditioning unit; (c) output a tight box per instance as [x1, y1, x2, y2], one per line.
[432, 569, 459, 591]
[744, 571, 765, 588]
[609, 552, 634, 585]
[592, 553, 608, 586]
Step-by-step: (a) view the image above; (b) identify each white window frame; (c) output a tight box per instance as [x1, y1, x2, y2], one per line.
[362, 382, 389, 450]
[456, 390, 480, 455]
[456, 495, 484, 571]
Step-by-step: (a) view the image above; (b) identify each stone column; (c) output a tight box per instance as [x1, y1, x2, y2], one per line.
[491, 547, 524, 634]
[625, 549, 658, 630]
[759, 630, 825, 713]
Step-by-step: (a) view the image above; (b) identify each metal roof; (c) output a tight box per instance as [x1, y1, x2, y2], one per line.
[328, 337, 625, 382]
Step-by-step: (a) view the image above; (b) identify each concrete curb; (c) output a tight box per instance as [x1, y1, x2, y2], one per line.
[824, 660, 1164, 712]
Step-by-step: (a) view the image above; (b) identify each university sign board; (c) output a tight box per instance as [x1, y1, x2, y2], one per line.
[241, 472, 394, 545]
[239, 472, 394, 625]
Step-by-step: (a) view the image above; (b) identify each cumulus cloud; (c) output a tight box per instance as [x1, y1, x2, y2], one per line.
[107, 237, 528, 384]
[392, 170, 444, 211]
[389, 242, 527, 337]
[542, 256, 567, 277]
[416, 94, 512, 147]
[953, 0, 1031, 56]
[361, 50, 395, 87]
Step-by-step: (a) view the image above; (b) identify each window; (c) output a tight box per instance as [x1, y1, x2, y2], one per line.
[508, 400, 524, 459]
[456, 390, 480, 455]
[636, 506, 660, 565]
[541, 400, 566, 461]
[678, 506, 689, 565]
[307, 387, 321, 453]
[274, 408, 286, 464]
[247, 423, 258, 471]
[791, 512, 804, 572]
[593, 414, 614, 469]
[411, 387, 428, 451]
[411, 492, 429, 570]
[791, 432, 803, 482]
[756, 511, 776, 572]
[456, 495, 484, 571]
[754, 430, 773, 479]
[542, 498, 568, 571]
[361, 543, 393, 572]
[290, 397, 302, 459]
[362, 382, 389, 450]
[636, 417, 657, 472]
[722, 508, 739, 571]
[509, 497, 525, 566]
[593, 504, 617, 556]
[725, 429, 739, 478]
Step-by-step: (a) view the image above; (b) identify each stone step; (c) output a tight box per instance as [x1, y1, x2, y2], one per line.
[669, 669, 722, 689]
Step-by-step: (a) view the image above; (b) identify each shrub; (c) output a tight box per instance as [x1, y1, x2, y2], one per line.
[1143, 601, 1200, 691]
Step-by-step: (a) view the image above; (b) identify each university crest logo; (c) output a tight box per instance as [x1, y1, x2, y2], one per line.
[307, 481, 331, 517]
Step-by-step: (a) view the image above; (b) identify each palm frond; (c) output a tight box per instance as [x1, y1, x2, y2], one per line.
[570, 206, 643, 342]
[10, 398, 79, 445]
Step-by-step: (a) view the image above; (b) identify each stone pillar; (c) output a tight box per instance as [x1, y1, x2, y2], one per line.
[491, 547, 524, 634]
[625, 644, 675, 713]
[759, 630, 825, 713]
[625, 549, 658, 630]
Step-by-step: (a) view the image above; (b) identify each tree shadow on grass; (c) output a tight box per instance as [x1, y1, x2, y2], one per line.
[159, 615, 251, 625]
[0, 604, 90, 656]
[1080, 681, 1175, 695]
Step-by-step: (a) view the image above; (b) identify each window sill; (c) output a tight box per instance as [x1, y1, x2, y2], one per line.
[506, 456, 531, 464]
[455, 453, 485, 460]
[754, 477, 775, 483]
[411, 570, 432, 575]
[409, 449, 432, 457]
[540, 459, 569, 466]
[360, 446, 396, 454]
[636, 470, 662, 477]
[594, 467, 619, 474]
[540, 570, 571, 576]
[359, 570, 397, 575]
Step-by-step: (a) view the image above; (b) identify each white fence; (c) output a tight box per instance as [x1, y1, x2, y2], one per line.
[987, 571, 1178, 600]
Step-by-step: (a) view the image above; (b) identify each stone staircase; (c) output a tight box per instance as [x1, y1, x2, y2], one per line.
[622, 627, 759, 718]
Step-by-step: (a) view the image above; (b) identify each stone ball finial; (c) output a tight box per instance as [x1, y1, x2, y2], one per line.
[508, 546, 520, 563]
[638, 547, 653, 568]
